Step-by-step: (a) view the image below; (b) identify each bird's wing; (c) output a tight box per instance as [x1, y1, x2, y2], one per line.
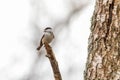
[52, 32, 55, 38]
[37, 34, 44, 50]
[40, 34, 45, 46]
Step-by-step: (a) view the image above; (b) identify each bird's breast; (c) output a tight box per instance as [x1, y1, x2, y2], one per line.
[42, 33, 54, 43]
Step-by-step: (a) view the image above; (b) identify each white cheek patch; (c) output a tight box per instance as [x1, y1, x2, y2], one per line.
[45, 29, 52, 32]
[45, 32, 50, 35]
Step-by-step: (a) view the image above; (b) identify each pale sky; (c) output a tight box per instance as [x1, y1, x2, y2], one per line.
[0, 0, 95, 80]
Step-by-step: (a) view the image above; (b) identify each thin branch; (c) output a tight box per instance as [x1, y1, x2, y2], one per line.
[44, 41, 62, 80]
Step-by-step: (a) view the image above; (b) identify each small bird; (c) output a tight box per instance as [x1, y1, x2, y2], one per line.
[37, 27, 54, 51]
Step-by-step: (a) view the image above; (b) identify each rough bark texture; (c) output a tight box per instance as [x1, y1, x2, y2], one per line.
[44, 42, 62, 80]
[85, 0, 120, 80]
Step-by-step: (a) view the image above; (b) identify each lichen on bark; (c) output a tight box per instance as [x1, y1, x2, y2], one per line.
[85, 0, 120, 80]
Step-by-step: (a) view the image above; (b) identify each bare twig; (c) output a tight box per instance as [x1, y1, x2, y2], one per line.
[44, 41, 62, 80]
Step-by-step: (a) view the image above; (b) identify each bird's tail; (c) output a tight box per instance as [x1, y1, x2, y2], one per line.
[36, 46, 42, 50]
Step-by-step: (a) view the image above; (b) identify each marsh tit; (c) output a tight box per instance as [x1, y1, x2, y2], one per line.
[37, 27, 54, 50]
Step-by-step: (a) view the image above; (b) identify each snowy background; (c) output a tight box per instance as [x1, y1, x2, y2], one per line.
[0, 0, 95, 80]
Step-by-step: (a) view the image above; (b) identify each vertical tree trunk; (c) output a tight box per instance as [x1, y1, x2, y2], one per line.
[84, 0, 120, 79]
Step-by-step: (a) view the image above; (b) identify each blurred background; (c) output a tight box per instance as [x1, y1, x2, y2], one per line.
[0, 0, 95, 80]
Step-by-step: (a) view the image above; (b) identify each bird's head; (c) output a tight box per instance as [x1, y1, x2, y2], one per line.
[44, 27, 52, 32]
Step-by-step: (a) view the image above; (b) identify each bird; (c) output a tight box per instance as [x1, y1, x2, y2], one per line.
[37, 27, 54, 51]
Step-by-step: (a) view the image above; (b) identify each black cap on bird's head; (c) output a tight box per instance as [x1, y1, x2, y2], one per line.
[44, 27, 52, 30]
[44, 27, 52, 32]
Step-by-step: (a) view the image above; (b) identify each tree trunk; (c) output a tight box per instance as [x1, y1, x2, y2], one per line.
[84, 0, 120, 80]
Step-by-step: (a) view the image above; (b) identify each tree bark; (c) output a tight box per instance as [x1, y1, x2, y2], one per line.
[84, 0, 120, 80]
